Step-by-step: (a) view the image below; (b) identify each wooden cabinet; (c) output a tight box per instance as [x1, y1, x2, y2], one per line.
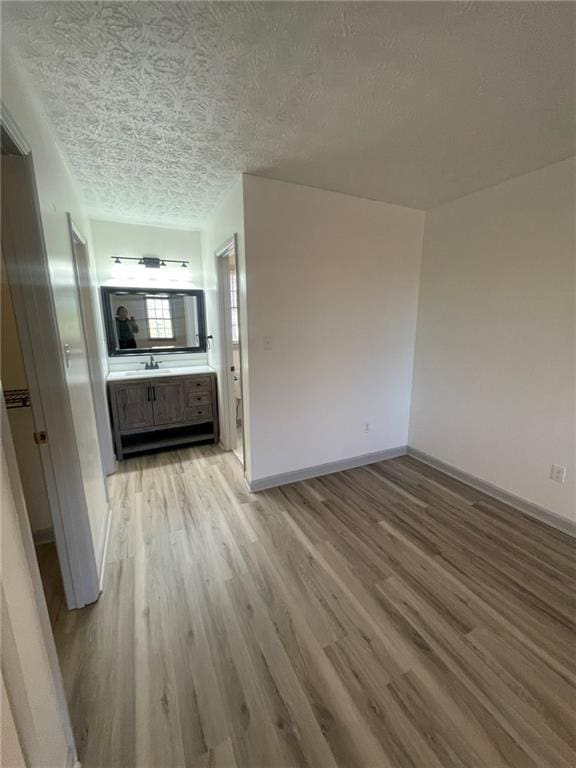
[116, 381, 154, 431]
[108, 372, 218, 459]
[152, 381, 185, 426]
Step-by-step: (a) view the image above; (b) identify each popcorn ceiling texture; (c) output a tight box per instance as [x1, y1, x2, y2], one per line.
[3, 1, 574, 227]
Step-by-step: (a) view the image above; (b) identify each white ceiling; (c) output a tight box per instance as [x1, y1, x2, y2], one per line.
[3, 1, 575, 227]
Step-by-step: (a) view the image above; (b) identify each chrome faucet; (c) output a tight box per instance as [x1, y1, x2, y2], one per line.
[143, 354, 160, 370]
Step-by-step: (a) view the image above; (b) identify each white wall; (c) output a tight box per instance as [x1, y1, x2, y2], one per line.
[243, 175, 424, 483]
[2, 673, 26, 768]
[202, 179, 251, 474]
[2, 52, 110, 571]
[410, 158, 575, 521]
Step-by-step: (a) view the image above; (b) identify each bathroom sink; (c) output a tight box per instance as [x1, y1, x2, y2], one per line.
[108, 366, 214, 382]
[121, 368, 174, 376]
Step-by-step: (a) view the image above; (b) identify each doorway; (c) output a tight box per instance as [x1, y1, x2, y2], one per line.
[0, 248, 65, 624]
[216, 236, 245, 464]
[1, 121, 100, 610]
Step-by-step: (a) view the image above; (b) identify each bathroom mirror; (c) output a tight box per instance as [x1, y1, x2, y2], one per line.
[101, 287, 207, 356]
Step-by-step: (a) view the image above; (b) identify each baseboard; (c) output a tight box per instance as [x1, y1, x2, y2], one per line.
[249, 446, 408, 492]
[407, 447, 576, 538]
[67, 746, 80, 768]
[32, 526, 55, 545]
[98, 504, 113, 594]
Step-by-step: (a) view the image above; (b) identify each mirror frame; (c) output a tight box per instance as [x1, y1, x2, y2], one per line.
[101, 286, 208, 357]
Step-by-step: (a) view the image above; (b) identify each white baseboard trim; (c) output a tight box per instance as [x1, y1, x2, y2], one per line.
[98, 505, 113, 594]
[66, 746, 80, 768]
[32, 526, 55, 545]
[407, 447, 576, 538]
[249, 446, 408, 492]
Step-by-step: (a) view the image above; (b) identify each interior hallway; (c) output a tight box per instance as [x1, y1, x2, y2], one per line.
[50, 446, 576, 768]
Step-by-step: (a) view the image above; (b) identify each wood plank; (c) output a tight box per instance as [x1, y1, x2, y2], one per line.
[37, 449, 576, 768]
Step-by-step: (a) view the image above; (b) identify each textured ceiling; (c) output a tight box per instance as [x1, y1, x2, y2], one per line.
[3, 1, 575, 227]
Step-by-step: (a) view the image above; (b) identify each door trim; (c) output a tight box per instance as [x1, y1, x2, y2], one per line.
[215, 235, 245, 462]
[67, 213, 116, 477]
[0, 102, 31, 155]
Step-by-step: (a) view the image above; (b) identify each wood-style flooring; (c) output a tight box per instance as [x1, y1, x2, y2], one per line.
[50, 446, 576, 767]
[36, 541, 65, 627]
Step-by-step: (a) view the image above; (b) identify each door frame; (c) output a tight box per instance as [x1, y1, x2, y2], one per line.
[1, 109, 100, 609]
[67, 213, 116, 478]
[215, 235, 245, 462]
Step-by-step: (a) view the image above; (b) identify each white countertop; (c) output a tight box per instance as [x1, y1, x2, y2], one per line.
[107, 365, 215, 382]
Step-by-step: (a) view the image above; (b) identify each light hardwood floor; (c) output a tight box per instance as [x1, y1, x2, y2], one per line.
[36, 541, 65, 627]
[50, 446, 576, 767]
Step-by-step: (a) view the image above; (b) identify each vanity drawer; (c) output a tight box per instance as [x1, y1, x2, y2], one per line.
[186, 391, 211, 406]
[185, 376, 212, 392]
[186, 404, 213, 422]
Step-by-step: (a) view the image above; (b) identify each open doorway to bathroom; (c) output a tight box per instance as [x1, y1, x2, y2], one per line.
[216, 235, 245, 465]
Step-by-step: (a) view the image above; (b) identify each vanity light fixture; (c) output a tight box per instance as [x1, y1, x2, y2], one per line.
[110, 256, 189, 269]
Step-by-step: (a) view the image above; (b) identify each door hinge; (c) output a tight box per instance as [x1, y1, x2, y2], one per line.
[33, 431, 48, 445]
[230, 365, 236, 372]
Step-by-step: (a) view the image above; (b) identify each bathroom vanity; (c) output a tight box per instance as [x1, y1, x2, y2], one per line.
[108, 367, 218, 459]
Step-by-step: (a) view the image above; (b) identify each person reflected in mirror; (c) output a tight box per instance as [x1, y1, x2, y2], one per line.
[116, 305, 139, 349]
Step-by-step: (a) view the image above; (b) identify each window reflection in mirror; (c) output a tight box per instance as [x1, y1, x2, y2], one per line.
[102, 287, 207, 355]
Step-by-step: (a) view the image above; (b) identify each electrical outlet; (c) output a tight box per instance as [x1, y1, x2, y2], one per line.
[364, 422, 370, 434]
[550, 464, 567, 484]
